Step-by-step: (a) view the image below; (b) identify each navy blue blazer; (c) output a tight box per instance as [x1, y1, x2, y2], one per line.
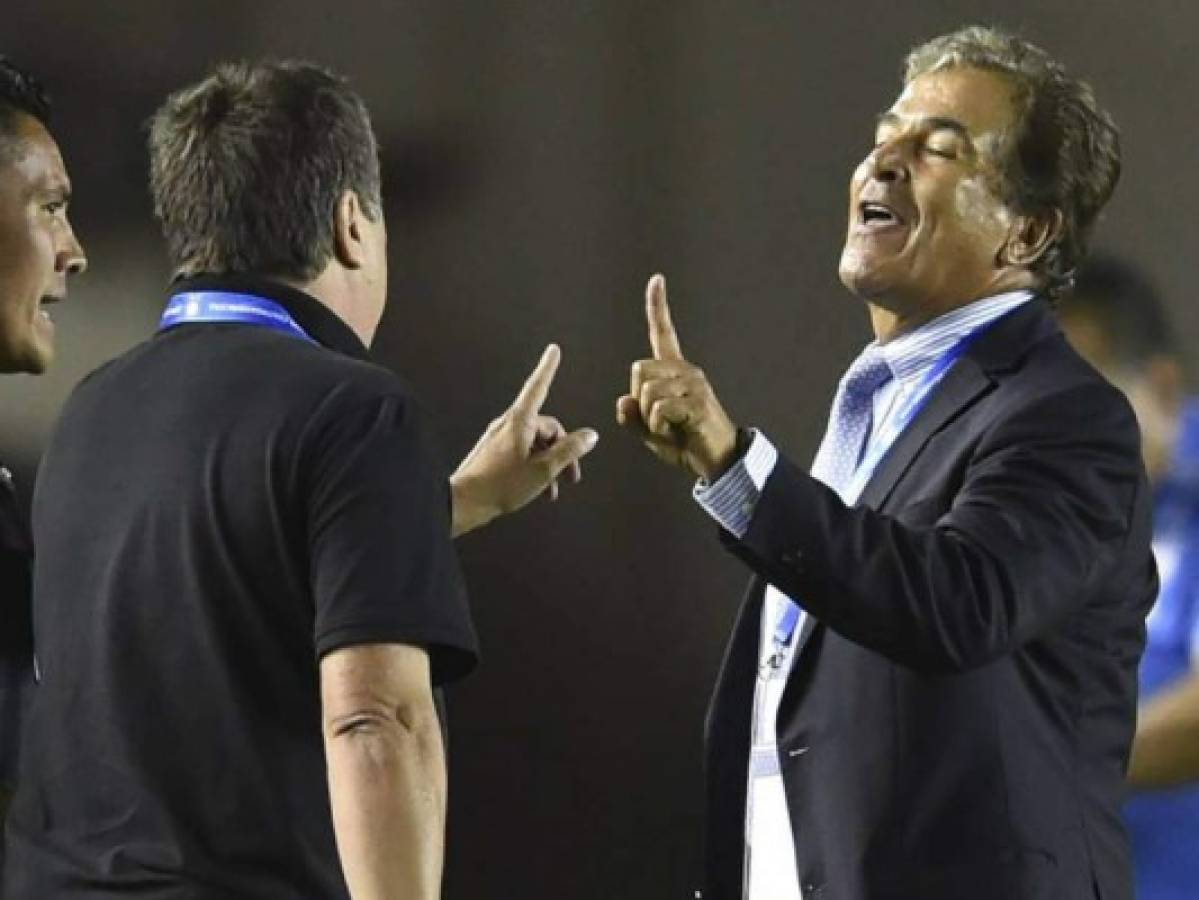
[703, 298, 1156, 900]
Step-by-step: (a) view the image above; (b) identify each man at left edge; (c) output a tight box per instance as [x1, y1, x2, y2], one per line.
[0, 55, 86, 829]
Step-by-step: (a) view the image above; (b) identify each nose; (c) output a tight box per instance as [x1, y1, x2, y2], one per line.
[868, 139, 910, 185]
[58, 226, 87, 277]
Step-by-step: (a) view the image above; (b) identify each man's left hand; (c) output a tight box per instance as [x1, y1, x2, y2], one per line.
[616, 274, 739, 482]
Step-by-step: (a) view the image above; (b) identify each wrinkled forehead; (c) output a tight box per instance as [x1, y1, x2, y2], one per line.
[886, 65, 1023, 146]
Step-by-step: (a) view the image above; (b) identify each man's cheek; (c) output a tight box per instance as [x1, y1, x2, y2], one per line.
[949, 180, 1009, 244]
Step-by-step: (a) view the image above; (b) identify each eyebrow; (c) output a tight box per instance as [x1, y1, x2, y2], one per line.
[876, 112, 972, 142]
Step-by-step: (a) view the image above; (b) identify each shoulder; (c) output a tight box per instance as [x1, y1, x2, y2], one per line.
[292, 353, 444, 478]
[301, 348, 414, 406]
[74, 329, 418, 417]
[301, 354, 428, 442]
[987, 326, 1139, 447]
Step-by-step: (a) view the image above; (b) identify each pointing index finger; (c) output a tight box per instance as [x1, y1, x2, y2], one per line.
[646, 274, 684, 361]
[512, 343, 561, 417]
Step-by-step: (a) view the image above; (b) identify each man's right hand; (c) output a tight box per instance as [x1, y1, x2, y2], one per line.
[616, 275, 739, 483]
[450, 344, 598, 537]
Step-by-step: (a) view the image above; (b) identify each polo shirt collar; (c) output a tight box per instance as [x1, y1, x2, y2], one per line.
[166, 274, 371, 360]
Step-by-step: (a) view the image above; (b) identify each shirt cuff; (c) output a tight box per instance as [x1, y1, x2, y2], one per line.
[692, 430, 779, 538]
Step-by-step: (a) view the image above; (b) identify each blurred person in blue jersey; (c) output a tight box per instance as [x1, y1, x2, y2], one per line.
[0, 55, 86, 825]
[1059, 256, 1199, 900]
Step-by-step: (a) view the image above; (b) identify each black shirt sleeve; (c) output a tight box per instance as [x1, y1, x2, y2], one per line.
[0, 475, 33, 793]
[304, 389, 477, 685]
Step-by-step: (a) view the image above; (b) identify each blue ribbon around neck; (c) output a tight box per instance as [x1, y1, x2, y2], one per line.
[158, 291, 317, 345]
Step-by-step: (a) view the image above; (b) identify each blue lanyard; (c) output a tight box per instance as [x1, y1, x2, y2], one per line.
[771, 317, 1001, 652]
[158, 291, 317, 345]
[772, 601, 802, 650]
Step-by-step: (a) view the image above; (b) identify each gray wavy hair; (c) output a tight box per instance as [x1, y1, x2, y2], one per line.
[905, 26, 1120, 301]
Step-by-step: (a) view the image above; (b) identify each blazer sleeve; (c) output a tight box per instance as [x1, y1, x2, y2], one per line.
[721, 381, 1149, 672]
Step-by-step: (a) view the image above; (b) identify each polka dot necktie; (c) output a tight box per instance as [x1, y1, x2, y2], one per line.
[810, 346, 894, 502]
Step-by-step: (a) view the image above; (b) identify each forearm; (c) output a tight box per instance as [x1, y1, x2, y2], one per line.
[1128, 670, 1199, 790]
[449, 474, 498, 539]
[325, 714, 447, 900]
[723, 461, 1017, 670]
[723, 447, 1134, 672]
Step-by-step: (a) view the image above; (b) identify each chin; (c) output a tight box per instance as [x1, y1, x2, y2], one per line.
[839, 258, 889, 303]
[2, 343, 53, 375]
[839, 256, 919, 315]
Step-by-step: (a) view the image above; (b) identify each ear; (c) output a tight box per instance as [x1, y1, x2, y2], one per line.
[999, 207, 1064, 269]
[331, 189, 367, 270]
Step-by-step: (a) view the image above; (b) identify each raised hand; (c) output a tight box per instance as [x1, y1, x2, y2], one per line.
[451, 344, 598, 537]
[616, 274, 738, 481]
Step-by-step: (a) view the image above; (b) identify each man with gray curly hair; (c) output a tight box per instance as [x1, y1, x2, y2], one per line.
[618, 25, 1151, 900]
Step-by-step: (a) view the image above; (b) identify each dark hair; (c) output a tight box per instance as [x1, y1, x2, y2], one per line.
[905, 27, 1121, 301]
[0, 56, 51, 153]
[1059, 254, 1173, 367]
[148, 60, 382, 282]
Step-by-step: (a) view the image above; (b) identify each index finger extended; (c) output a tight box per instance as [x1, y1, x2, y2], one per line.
[646, 273, 684, 361]
[512, 343, 562, 417]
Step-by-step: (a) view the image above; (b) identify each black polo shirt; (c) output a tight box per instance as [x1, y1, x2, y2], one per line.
[0, 463, 33, 814]
[3, 275, 478, 899]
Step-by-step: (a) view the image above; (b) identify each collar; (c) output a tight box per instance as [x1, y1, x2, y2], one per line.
[164, 274, 370, 361]
[872, 290, 1035, 394]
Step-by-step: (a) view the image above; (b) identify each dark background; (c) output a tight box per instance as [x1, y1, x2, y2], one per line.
[2, 1, 1196, 897]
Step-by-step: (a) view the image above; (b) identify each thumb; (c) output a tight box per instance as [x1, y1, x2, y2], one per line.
[615, 395, 643, 428]
[537, 428, 599, 478]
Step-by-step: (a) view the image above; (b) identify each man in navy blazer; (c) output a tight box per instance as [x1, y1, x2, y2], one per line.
[618, 27, 1154, 900]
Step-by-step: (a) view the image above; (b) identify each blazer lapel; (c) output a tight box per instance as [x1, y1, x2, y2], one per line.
[856, 355, 993, 512]
[789, 298, 1056, 656]
[785, 359, 993, 664]
[854, 297, 1061, 512]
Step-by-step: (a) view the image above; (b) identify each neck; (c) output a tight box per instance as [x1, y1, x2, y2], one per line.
[867, 276, 1035, 344]
[869, 305, 939, 345]
[285, 269, 377, 347]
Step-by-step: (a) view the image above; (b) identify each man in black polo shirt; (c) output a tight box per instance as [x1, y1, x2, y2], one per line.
[0, 56, 86, 824]
[3, 61, 595, 899]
